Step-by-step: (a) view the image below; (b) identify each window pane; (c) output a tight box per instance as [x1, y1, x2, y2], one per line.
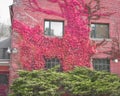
[91, 24, 96, 38]
[0, 74, 8, 84]
[92, 59, 110, 72]
[51, 22, 63, 37]
[45, 21, 50, 35]
[91, 23, 109, 38]
[0, 48, 10, 59]
[45, 58, 61, 71]
[44, 20, 64, 37]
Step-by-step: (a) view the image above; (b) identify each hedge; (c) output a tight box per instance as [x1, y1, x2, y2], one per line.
[9, 66, 120, 96]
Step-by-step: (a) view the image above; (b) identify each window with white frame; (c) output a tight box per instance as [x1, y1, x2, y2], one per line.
[91, 23, 109, 38]
[44, 20, 64, 37]
[92, 58, 110, 72]
[44, 57, 62, 71]
[0, 48, 10, 59]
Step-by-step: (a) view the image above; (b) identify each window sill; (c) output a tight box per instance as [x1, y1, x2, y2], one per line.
[90, 38, 112, 41]
[0, 59, 10, 63]
[0, 59, 10, 66]
[44, 35, 63, 38]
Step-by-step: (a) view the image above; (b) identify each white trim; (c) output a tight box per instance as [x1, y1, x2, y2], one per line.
[0, 61, 9, 64]
[0, 59, 10, 64]
[90, 38, 112, 41]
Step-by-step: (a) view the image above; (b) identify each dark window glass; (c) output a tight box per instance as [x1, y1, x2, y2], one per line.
[0, 48, 10, 59]
[0, 74, 8, 84]
[45, 57, 62, 71]
[92, 59, 110, 72]
[44, 20, 64, 37]
[91, 23, 109, 38]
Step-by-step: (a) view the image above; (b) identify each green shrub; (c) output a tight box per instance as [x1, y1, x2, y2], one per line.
[10, 67, 120, 96]
[10, 67, 65, 96]
[63, 67, 120, 96]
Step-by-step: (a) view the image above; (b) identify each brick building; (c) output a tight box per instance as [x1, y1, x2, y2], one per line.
[10, 0, 120, 75]
[0, 0, 120, 95]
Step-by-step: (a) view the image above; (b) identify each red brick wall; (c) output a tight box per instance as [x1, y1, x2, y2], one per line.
[0, 66, 9, 72]
[10, 0, 120, 81]
[91, 0, 120, 76]
[10, 0, 66, 85]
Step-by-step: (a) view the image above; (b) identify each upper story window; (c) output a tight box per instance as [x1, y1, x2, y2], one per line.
[0, 48, 10, 59]
[90, 23, 109, 39]
[44, 20, 64, 37]
[92, 58, 110, 72]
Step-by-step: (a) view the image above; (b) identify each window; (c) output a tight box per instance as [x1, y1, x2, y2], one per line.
[0, 74, 8, 84]
[91, 23, 109, 38]
[45, 57, 62, 71]
[0, 48, 10, 59]
[92, 59, 110, 72]
[44, 20, 64, 37]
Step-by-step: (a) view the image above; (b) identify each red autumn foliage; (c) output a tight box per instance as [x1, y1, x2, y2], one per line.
[12, 0, 96, 71]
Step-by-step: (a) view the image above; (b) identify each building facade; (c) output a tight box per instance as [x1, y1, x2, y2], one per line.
[0, 0, 120, 95]
[90, 0, 120, 76]
[0, 10, 11, 95]
[11, 0, 120, 74]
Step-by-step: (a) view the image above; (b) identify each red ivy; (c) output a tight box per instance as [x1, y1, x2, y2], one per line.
[12, 0, 96, 71]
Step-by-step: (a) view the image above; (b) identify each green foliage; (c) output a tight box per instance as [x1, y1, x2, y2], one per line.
[10, 66, 64, 96]
[63, 67, 120, 96]
[10, 67, 120, 96]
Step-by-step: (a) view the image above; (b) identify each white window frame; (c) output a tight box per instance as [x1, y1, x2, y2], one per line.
[44, 20, 64, 37]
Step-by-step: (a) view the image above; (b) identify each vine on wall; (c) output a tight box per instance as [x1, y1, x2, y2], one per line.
[12, 0, 96, 71]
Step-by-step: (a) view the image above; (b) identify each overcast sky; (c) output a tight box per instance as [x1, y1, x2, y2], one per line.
[0, 0, 13, 25]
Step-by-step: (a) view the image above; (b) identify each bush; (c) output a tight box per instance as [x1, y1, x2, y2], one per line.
[10, 67, 120, 96]
[63, 67, 120, 96]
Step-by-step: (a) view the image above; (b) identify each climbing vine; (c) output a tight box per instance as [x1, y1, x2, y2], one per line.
[12, 0, 96, 71]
